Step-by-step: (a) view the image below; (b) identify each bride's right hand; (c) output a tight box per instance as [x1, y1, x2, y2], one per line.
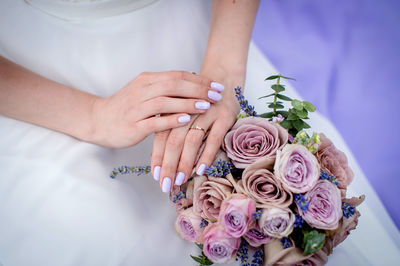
[89, 71, 223, 148]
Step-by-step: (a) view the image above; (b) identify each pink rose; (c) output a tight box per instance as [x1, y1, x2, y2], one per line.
[240, 156, 293, 209]
[298, 180, 342, 230]
[274, 144, 320, 194]
[259, 207, 295, 238]
[244, 225, 275, 247]
[316, 133, 354, 190]
[224, 117, 288, 168]
[175, 207, 204, 243]
[218, 194, 256, 238]
[193, 175, 234, 221]
[202, 223, 241, 264]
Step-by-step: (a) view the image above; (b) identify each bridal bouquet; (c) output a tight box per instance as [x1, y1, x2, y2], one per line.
[170, 75, 364, 266]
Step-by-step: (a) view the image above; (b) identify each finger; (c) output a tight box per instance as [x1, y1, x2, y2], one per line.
[145, 79, 224, 103]
[177, 123, 209, 184]
[137, 71, 215, 88]
[138, 97, 210, 119]
[159, 127, 189, 193]
[151, 130, 170, 181]
[136, 113, 191, 137]
[196, 120, 232, 174]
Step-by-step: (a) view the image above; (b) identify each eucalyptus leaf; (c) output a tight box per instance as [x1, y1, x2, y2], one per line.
[259, 112, 275, 118]
[271, 84, 285, 93]
[280, 75, 296, 81]
[258, 93, 275, 100]
[302, 230, 325, 256]
[303, 101, 316, 112]
[287, 111, 299, 121]
[276, 111, 289, 117]
[280, 120, 292, 129]
[291, 99, 303, 110]
[276, 94, 292, 101]
[303, 121, 311, 129]
[293, 108, 308, 119]
[265, 75, 280, 80]
[268, 103, 284, 109]
[293, 120, 306, 131]
[190, 255, 204, 264]
[203, 259, 214, 266]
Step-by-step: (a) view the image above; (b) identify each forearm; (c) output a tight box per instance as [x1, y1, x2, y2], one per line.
[0, 56, 98, 141]
[201, 0, 260, 88]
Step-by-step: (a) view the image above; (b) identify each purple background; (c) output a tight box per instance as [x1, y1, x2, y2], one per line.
[252, 0, 400, 229]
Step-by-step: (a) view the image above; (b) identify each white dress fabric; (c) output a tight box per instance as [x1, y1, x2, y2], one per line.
[0, 1, 399, 266]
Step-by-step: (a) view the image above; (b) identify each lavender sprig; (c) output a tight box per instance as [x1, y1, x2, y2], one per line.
[204, 160, 235, 177]
[319, 170, 340, 186]
[235, 86, 257, 117]
[251, 249, 264, 266]
[252, 209, 263, 221]
[236, 239, 250, 265]
[294, 213, 304, 228]
[342, 202, 355, 218]
[110, 165, 151, 179]
[294, 194, 309, 213]
[280, 237, 291, 249]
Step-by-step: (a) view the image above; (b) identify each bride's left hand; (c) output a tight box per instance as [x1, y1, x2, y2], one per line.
[151, 76, 240, 192]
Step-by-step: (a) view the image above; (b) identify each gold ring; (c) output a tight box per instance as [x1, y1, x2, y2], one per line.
[190, 125, 207, 134]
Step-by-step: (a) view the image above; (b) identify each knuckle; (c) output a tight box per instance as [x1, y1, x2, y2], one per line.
[172, 71, 184, 80]
[167, 134, 183, 148]
[155, 130, 170, 140]
[185, 132, 202, 146]
[152, 97, 166, 113]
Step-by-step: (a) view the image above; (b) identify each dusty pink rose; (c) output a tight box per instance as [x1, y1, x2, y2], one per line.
[202, 223, 241, 264]
[224, 116, 288, 168]
[175, 207, 204, 243]
[193, 175, 234, 221]
[259, 207, 295, 238]
[316, 133, 354, 189]
[240, 156, 292, 209]
[243, 225, 275, 247]
[275, 144, 320, 194]
[298, 180, 342, 230]
[218, 194, 256, 238]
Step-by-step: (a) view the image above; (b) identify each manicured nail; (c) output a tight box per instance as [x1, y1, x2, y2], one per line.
[211, 81, 224, 92]
[208, 90, 222, 101]
[196, 163, 207, 176]
[178, 115, 191, 123]
[175, 172, 185, 186]
[162, 177, 172, 193]
[195, 101, 210, 110]
[153, 166, 161, 181]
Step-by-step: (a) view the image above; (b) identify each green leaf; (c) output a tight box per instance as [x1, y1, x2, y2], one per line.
[292, 108, 308, 119]
[287, 111, 299, 121]
[302, 230, 325, 256]
[293, 119, 306, 131]
[190, 255, 204, 264]
[265, 75, 280, 80]
[259, 112, 274, 118]
[280, 75, 296, 81]
[271, 84, 285, 93]
[276, 110, 289, 118]
[291, 99, 303, 110]
[303, 101, 316, 112]
[196, 243, 204, 250]
[268, 103, 284, 109]
[203, 259, 214, 265]
[276, 94, 292, 101]
[258, 93, 275, 100]
[303, 121, 311, 129]
[280, 120, 292, 129]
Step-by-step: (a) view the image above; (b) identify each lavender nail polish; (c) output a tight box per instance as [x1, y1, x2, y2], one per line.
[210, 81, 225, 92]
[153, 166, 161, 181]
[175, 172, 185, 186]
[162, 177, 172, 193]
[195, 101, 210, 110]
[178, 115, 191, 123]
[208, 90, 222, 101]
[196, 163, 207, 176]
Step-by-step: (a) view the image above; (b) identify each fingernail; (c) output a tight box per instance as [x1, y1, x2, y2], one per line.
[195, 101, 210, 110]
[196, 163, 207, 176]
[175, 172, 185, 186]
[153, 166, 161, 181]
[208, 90, 222, 101]
[211, 81, 225, 92]
[162, 177, 172, 193]
[178, 115, 191, 123]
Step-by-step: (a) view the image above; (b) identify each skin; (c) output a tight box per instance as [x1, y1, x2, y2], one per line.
[152, 0, 260, 191]
[0, 56, 222, 147]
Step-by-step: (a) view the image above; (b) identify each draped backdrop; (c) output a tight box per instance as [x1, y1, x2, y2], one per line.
[252, 0, 400, 229]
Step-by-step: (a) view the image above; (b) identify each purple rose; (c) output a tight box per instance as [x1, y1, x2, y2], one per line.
[244, 225, 275, 247]
[259, 207, 295, 238]
[274, 144, 320, 194]
[202, 223, 241, 264]
[224, 117, 288, 168]
[298, 180, 342, 230]
[218, 194, 256, 238]
[175, 207, 204, 243]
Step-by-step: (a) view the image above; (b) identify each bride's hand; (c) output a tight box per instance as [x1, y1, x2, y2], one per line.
[89, 71, 223, 148]
[151, 76, 240, 192]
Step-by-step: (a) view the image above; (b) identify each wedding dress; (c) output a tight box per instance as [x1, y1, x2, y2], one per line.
[0, 1, 399, 266]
